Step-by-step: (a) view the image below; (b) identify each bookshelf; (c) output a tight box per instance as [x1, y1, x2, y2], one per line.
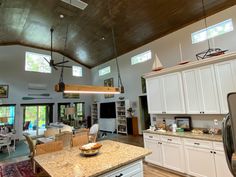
[116, 100, 130, 134]
[91, 103, 98, 125]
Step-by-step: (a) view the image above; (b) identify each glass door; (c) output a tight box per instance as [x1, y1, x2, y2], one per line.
[23, 105, 50, 137]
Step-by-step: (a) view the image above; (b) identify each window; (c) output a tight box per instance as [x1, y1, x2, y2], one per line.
[25, 52, 51, 73]
[131, 50, 152, 65]
[191, 19, 234, 44]
[73, 102, 85, 121]
[0, 105, 15, 126]
[99, 66, 111, 76]
[72, 66, 83, 77]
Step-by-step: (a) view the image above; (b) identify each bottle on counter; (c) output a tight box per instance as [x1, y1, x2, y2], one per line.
[172, 123, 177, 133]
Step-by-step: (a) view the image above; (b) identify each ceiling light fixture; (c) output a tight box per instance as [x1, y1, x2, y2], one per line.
[109, 0, 125, 94]
[54, 20, 121, 94]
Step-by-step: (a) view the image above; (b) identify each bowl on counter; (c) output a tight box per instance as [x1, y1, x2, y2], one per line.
[79, 143, 102, 156]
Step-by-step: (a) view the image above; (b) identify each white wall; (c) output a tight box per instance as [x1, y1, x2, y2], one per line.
[0, 45, 93, 139]
[91, 5, 236, 133]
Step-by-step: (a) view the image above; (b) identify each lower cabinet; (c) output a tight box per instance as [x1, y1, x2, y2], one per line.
[101, 160, 143, 177]
[143, 134, 233, 177]
[144, 138, 163, 166]
[184, 146, 216, 177]
[214, 150, 233, 177]
[162, 142, 185, 173]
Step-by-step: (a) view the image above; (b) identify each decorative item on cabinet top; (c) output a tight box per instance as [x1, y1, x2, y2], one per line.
[152, 53, 164, 71]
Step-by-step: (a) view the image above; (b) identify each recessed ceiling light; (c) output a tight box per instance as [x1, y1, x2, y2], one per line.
[60, 14, 64, 19]
[101, 37, 105, 40]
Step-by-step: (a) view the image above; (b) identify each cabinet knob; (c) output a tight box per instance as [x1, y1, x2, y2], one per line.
[214, 152, 216, 154]
[149, 136, 153, 138]
[194, 142, 200, 145]
[167, 139, 172, 141]
[210, 151, 213, 153]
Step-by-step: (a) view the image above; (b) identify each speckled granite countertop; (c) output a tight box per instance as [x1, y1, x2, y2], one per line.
[34, 140, 151, 177]
[143, 129, 222, 142]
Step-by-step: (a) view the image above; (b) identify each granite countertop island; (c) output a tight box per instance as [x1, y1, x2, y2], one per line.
[34, 140, 151, 177]
[143, 129, 222, 142]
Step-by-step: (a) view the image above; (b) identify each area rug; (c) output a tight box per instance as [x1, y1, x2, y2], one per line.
[0, 160, 36, 177]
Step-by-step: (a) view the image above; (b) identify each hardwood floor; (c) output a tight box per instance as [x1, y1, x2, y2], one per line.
[144, 163, 186, 177]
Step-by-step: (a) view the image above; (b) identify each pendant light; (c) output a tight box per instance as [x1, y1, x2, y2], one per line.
[109, 0, 125, 93]
[54, 11, 121, 94]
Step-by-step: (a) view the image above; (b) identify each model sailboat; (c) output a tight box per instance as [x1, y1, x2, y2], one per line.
[152, 53, 164, 71]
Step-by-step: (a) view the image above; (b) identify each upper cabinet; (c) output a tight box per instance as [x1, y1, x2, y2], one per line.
[182, 65, 220, 114]
[145, 54, 236, 115]
[214, 60, 236, 114]
[146, 72, 185, 114]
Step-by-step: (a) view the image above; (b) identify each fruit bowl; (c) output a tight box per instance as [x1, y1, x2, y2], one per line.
[79, 143, 102, 156]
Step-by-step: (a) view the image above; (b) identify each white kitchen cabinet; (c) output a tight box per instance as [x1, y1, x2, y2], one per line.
[143, 135, 163, 166]
[162, 72, 185, 114]
[162, 141, 185, 173]
[182, 65, 220, 114]
[214, 150, 233, 177]
[184, 146, 216, 177]
[146, 72, 185, 114]
[146, 76, 164, 114]
[214, 60, 236, 114]
[102, 160, 143, 177]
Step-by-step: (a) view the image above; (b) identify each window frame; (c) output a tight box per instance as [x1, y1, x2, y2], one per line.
[191, 19, 234, 44]
[25, 51, 52, 74]
[99, 66, 111, 76]
[72, 66, 83, 77]
[131, 50, 152, 65]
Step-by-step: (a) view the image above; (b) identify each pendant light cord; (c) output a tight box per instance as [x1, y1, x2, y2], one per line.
[108, 0, 124, 90]
[202, 0, 211, 50]
[59, 19, 70, 83]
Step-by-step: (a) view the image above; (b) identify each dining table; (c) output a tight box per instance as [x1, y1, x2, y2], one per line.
[34, 140, 151, 177]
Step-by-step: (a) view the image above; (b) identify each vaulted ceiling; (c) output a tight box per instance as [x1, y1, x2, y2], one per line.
[0, 0, 236, 68]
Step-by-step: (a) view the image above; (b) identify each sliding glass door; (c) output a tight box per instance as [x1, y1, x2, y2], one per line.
[22, 104, 53, 137]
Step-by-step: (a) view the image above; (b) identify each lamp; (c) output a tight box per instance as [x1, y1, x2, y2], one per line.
[54, 2, 122, 95]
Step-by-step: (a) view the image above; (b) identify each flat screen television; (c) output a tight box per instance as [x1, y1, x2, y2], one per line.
[100, 102, 116, 118]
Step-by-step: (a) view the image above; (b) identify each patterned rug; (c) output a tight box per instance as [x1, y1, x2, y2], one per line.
[0, 160, 36, 177]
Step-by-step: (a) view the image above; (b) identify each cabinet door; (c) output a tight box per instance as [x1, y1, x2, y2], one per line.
[182, 69, 202, 114]
[214, 60, 236, 114]
[197, 65, 220, 114]
[184, 146, 216, 177]
[146, 77, 164, 114]
[144, 138, 163, 166]
[162, 72, 185, 114]
[162, 142, 185, 173]
[214, 151, 233, 177]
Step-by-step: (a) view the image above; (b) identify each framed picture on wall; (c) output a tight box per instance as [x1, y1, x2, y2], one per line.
[104, 78, 114, 99]
[0, 85, 9, 98]
[175, 117, 192, 131]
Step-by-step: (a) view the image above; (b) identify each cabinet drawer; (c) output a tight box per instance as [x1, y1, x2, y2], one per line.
[161, 135, 181, 144]
[106, 160, 142, 177]
[213, 142, 224, 151]
[184, 138, 213, 149]
[143, 133, 160, 140]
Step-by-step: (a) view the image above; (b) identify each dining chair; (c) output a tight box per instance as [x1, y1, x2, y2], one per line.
[35, 140, 63, 155]
[0, 136, 11, 156]
[44, 128, 59, 138]
[35, 141, 63, 177]
[72, 129, 89, 147]
[23, 133, 37, 158]
[89, 124, 99, 142]
[55, 131, 72, 147]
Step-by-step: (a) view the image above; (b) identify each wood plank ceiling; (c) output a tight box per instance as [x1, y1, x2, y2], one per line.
[0, 0, 235, 68]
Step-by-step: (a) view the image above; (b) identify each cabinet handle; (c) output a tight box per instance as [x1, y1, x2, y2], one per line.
[115, 173, 123, 177]
[194, 142, 200, 145]
[149, 136, 153, 138]
[167, 139, 172, 141]
[210, 151, 213, 153]
[214, 152, 216, 154]
[158, 142, 162, 145]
